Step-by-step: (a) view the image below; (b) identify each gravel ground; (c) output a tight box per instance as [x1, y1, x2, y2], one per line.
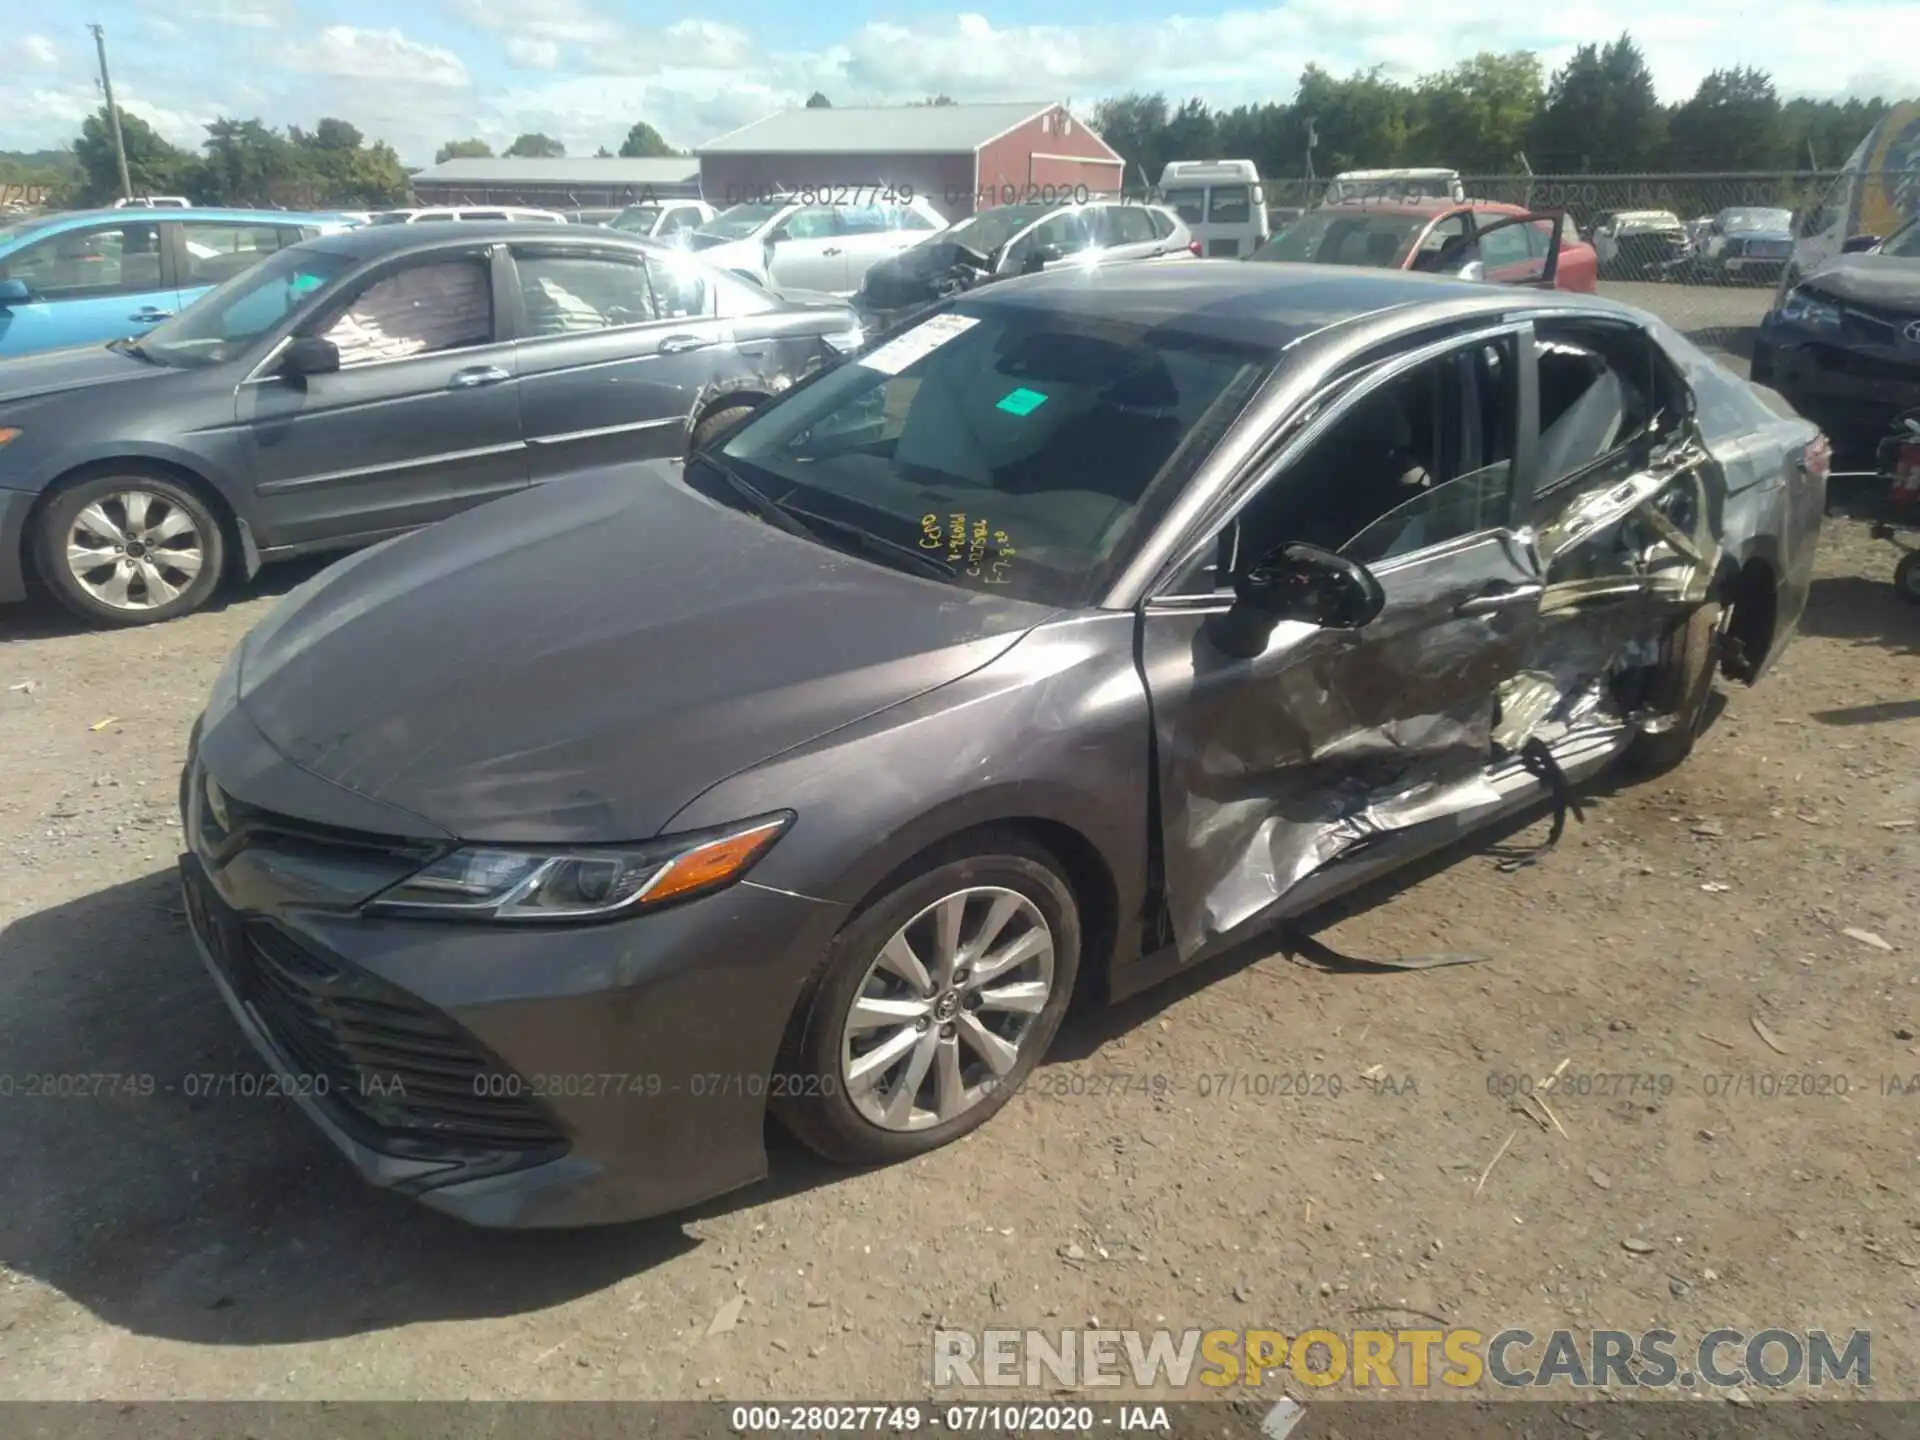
[2, 280, 1916, 1408]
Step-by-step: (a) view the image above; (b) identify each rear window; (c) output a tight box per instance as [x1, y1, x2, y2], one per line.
[1148, 209, 1176, 240]
[1163, 188, 1204, 225]
[1208, 186, 1252, 224]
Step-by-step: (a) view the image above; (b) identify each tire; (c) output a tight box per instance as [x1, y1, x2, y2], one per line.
[688, 402, 761, 457]
[1622, 601, 1723, 774]
[34, 470, 226, 628]
[1896, 551, 1920, 606]
[772, 836, 1082, 1166]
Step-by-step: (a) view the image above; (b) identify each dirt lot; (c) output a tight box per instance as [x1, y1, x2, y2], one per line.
[2, 283, 1917, 1406]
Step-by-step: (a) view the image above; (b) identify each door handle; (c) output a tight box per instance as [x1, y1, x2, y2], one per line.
[1455, 582, 1543, 616]
[658, 334, 714, 355]
[821, 247, 843, 256]
[449, 365, 511, 388]
[130, 307, 173, 322]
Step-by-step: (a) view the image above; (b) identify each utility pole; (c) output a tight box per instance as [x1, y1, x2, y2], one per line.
[88, 23, 134, 201]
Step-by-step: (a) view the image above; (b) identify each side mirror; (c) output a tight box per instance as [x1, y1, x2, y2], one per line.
[1841, 234, 1880, 254]
[0, 278, 30, 307]
[1454, 258, 1486, 281]
[279, 335, 340, 377]
[1206, 544, 1386, 659]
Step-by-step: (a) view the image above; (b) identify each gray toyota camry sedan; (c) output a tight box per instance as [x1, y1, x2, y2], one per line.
[178, 262, 1827, 1228]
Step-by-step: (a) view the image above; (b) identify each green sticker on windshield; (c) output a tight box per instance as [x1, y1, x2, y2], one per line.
[288, 273, 326, 295]
[996, 387, 1049, 416]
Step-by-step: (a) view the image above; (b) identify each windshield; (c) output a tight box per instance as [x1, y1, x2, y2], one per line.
[611, 205, 661, 232]
[1885, 218, 1920, 257]
[942, 205, 1053, 256]
[697, 201, 789, 241]
[1250, 209, 1426, 267]
[1163, 188, 1205, 225]
[140, 245, 355, 367]
[703, 300, 1276, 607]
[1723, 208, 1792, 232]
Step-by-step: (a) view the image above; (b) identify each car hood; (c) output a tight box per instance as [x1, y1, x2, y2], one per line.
[1802, 255, 1920, 310]
[233, 462, 1053, 843]
[0, 341, 180, 406]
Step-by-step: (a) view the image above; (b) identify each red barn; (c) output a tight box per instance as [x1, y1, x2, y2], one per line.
[696, 102, 1126, 221]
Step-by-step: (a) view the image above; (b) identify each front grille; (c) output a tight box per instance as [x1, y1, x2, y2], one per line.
[186, 866, 567, 1156]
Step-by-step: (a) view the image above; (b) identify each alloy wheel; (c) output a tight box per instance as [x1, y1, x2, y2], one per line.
[840, 886, 1056, 1132]
[64, 489, 206, 612]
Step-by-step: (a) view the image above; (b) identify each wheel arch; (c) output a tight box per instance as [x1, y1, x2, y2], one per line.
[1714, 544, 1781, 685]
[21, 454, 243, 588]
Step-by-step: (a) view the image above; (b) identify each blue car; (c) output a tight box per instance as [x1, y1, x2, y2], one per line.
[0, 208, 358, 359]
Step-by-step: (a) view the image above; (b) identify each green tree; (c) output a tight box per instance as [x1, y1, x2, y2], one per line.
[1528, 36, 1665, 171]
[1596, 34, 1666, 170]
[200, 117, 296, 206]
[618, 121, 675, 158]
[805, 91, 832, 108]
[909, 95, 957, 107]
[505, 132, 566, 158]
[435, 137, 493, 164]
[1295, 64, 1413, 174]
[1092, 92, 1171, 189]
[73, 108, 193, 204]
[1667, 68, 1785, 170]
[1411, 52, 1543, 173]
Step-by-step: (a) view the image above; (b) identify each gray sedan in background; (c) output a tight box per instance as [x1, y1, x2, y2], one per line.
[178, 262, 1823, 1228]
[0, 222, 862, 626]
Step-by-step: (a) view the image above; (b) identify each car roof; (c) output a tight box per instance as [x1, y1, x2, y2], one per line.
[298, 219, 666, 260]
[7, 207, 343, 235]
[967, 259, 1620, 350]
[1312, 198, 1525, 219]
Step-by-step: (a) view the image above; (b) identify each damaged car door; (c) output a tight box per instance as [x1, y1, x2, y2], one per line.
[1139, 323, 1548, 959]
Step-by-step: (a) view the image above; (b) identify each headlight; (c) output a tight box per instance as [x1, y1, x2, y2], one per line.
[366, 813, 792, 922]
[822, 324, 865, 355]
[1778, 286, 1842, 330]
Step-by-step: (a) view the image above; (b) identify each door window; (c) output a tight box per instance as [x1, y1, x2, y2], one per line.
[1412, 212, 1472, 260]
[321, 258, 494, 366]
[644, 254, 708, 318]
[0, 222, 164, 299]
[180, 222, 291, 286]
[1207, 186, 1252, 224]
[892, 206, 939, 231]
[1475, 220, 1533, 270]
[1148, 209, 1177, 240]
[779, 208, 840, 241]
[1533, 323, 1671, 492]
[1163, 189, 1204, 224]
[658, 207, 700, 235]
[514, 252, 654, 335]
[1107, 206, 1158, 245]
[835, 205, 891, 236]
[1004, 210, 1094, 271]
[1195, 335, 1520, 585]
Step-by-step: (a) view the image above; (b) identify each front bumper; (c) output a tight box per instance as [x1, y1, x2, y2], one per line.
[0, 487, 35, 605]
[1753, 331, 1920, 451]
[1719, 252, 1790, 283]
[179, 717, 847, 1228]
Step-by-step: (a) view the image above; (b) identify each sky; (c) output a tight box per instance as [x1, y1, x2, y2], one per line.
[6, 0, 1915, 168]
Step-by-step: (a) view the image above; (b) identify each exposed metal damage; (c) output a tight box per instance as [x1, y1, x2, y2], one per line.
[1150, 337, 1774, 963]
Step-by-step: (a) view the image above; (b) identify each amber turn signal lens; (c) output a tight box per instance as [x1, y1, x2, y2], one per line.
[641, 818, 789, 904]
[0, 428, 21, 448]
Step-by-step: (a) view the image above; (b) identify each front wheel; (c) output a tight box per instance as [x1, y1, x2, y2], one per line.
[34, 472, 225, 627]
[1895, 551, 1920, 606]
[773, 839, 1081, 1165]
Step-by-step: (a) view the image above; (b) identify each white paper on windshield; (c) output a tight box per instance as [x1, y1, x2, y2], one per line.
[858, 313, 980, 375]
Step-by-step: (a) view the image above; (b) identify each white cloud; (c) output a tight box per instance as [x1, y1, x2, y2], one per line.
[504, 37, 562, 71]
[445, 0, 625, 49]
[289, 26, 470, 88]
[179, 0, 297, 28]
[21, 34, 60, 70]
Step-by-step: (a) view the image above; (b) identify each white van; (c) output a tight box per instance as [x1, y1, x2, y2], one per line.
[1326, 168, 1465, 204]
[1158, 160, 1268, 258]
[1780, 98, 1920, 288]
[369, 206, 568, 225]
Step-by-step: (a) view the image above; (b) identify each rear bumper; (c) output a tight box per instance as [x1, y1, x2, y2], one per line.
[0, 487, 33, 605]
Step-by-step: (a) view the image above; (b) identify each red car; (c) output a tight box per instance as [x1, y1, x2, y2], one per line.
[1251, 198, 1599, 293]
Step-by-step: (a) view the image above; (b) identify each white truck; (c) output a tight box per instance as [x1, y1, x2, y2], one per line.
[1325, 168, 1465, 204]
[1157, 160, 1268, 258]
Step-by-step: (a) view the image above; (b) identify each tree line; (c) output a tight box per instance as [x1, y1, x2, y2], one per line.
[1092, 36, 1895, 187]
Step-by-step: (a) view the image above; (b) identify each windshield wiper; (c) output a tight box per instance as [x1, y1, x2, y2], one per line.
[771, 501, 957, 580]
[694, 455, 955, 579]
[108, 337, 160, 364]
